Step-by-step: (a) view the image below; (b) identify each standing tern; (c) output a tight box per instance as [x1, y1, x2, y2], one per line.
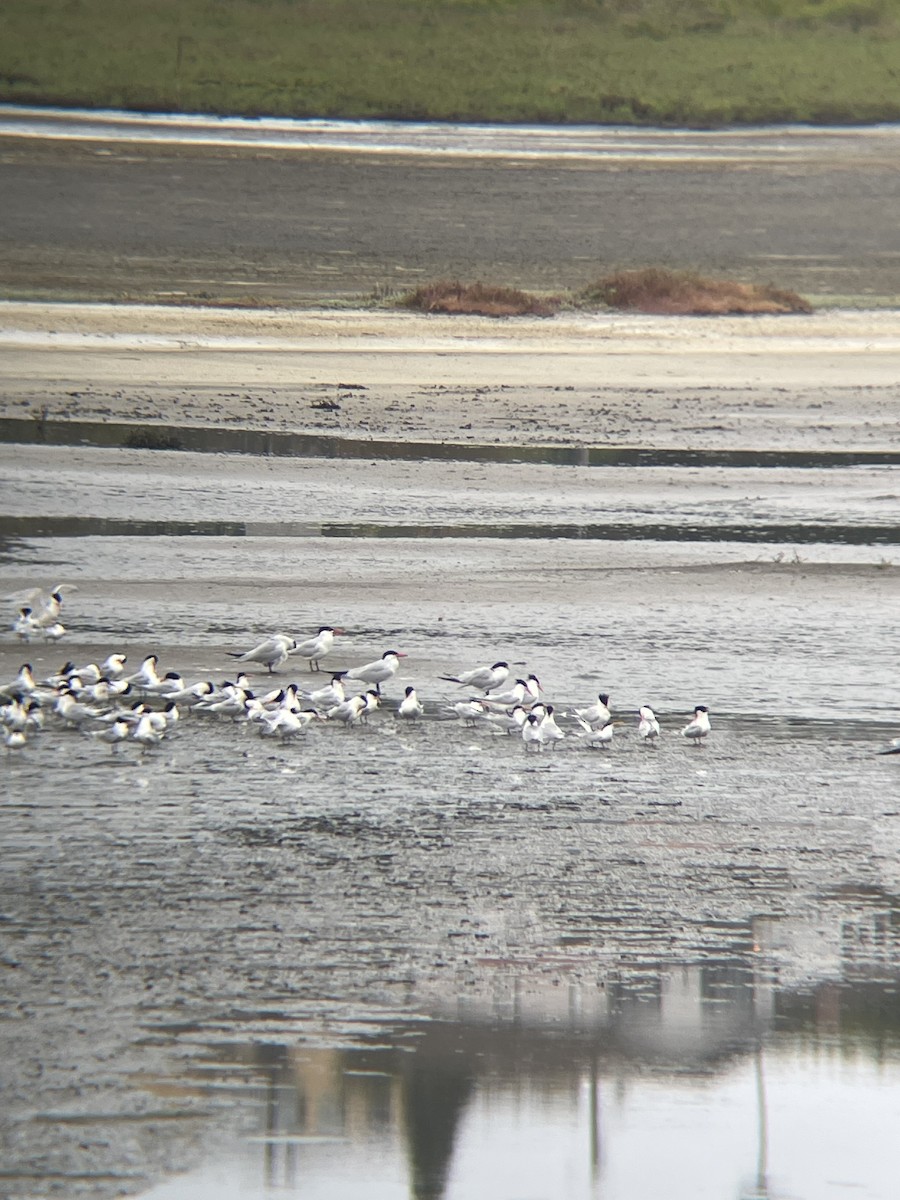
[574, 716, 615, 748]
[538, 705, 565, 749]
[398, 686, 425, 720]
[303, 672, 347, 711]
[345, 650, 407, 694]
[681, 705, 711, 745]
[575, 693, 612, 728]
[229, 633, 297, 674]
[440, 661, 510, 694]
[294, 626, 343, 671]
[638, 705, 660, 742]
[522, 712, 544, 751]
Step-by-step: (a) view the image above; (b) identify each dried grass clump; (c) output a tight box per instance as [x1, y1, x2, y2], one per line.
[582, 268, 812, 315]
[400, 279, 559, 318]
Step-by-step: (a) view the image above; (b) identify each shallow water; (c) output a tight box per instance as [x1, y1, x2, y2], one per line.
[1, 437, 899, 1199]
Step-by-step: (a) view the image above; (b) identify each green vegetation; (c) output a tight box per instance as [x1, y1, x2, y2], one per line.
[397, 270, 812, 315]
[2, 0, 899, 125]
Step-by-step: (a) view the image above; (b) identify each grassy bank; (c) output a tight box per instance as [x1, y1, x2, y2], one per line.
[2, 0, 899, 126]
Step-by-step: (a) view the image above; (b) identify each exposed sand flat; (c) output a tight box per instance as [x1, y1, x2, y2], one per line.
[1, 302, 899, 452]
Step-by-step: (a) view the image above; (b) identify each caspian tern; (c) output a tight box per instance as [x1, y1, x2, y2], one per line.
[294, 626, 343, 671]
[440, 661, 510, 693]
[345, 650, 406, 694]
[229, 633, 297, 674]
[398, 686, 425, 719]
[575, 693, 611, 728]
[682, 705, 711, 745]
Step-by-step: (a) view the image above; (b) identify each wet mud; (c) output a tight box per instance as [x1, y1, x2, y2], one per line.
[2, 426, 900, 1197]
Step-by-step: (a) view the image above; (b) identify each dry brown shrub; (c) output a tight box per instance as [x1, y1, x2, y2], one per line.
[582, 268, 812, 315]
[400, 279, 560, 317]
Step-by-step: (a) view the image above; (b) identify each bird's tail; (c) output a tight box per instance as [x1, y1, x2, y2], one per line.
[438, 675, 463, 684]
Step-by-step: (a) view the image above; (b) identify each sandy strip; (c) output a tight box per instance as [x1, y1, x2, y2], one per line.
[1, 302, 899, 450]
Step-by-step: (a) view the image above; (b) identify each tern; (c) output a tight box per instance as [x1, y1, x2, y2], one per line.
[574, 715, 615, 747]
[229, 633, 297, 674]
[575, 693, 611, 728]
[440, 661, 510, 694]
[681, 705, 711, 745]
[303, 673, 347, 711]
[12, 607, 39, 642]
[445, 698, 489, 725]
[86, 718, 130, 751]
[0, 664, 37, 699]
[398, 685, 425, 720]
[101, 653, 128, 680]
[638, 705, 660, 741]
[522, 712, 544, 751]
[345, 650, 406, 694]
[538, 704, 565, 749]
[125, 655, 162, 692]
[294, 626, 343, 671]
[481, 678, 531, 710]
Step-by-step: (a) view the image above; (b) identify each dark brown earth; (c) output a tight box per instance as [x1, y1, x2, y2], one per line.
[2, 136, 900, 306]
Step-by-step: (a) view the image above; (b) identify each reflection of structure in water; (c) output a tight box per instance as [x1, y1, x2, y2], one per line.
[198, 907, 900, 1199]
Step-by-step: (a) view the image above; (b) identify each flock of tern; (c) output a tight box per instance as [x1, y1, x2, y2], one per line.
[2, 609, 717, 755]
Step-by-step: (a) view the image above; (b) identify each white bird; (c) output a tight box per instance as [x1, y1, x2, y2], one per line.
[538, 704, 565, 749]
[328, 692, 381, 727]
[294, 626, 343, 671]
[160, 680, 215, 706]
[483, 704, 529, 736]
[480, 678, 532, 710]
[879, 737, 900, 756]
[682, 705, 711, 745]
[638, 705, 660, 742]
[144, 671, 186, 697]
[302, 673, 347, 711]
[345, 650, 407, 694]
[445, 698, 489, 725]
[0, 664, 38, 699]
[125, 655, 162, 692]
[86, 718, 130, 750]
[398, 685, 425, 720]
[42, 621, 66, 642]
[522, 712, 544, 751]
[12, 607, 39, 642]
[4, 728, 27, 752]
[229, 633, 296, 673]
[575, 692, 611, 728]
[574, 715, 615, 748]
[101, 653, 128, 680]
[440, 661, 510, 693]
[133, 711, 164, 750]
[259, 706, 318, 739]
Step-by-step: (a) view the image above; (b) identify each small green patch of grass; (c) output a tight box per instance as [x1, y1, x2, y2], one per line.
[399, 280, 561, 317]
[580, 267, 812, 315]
